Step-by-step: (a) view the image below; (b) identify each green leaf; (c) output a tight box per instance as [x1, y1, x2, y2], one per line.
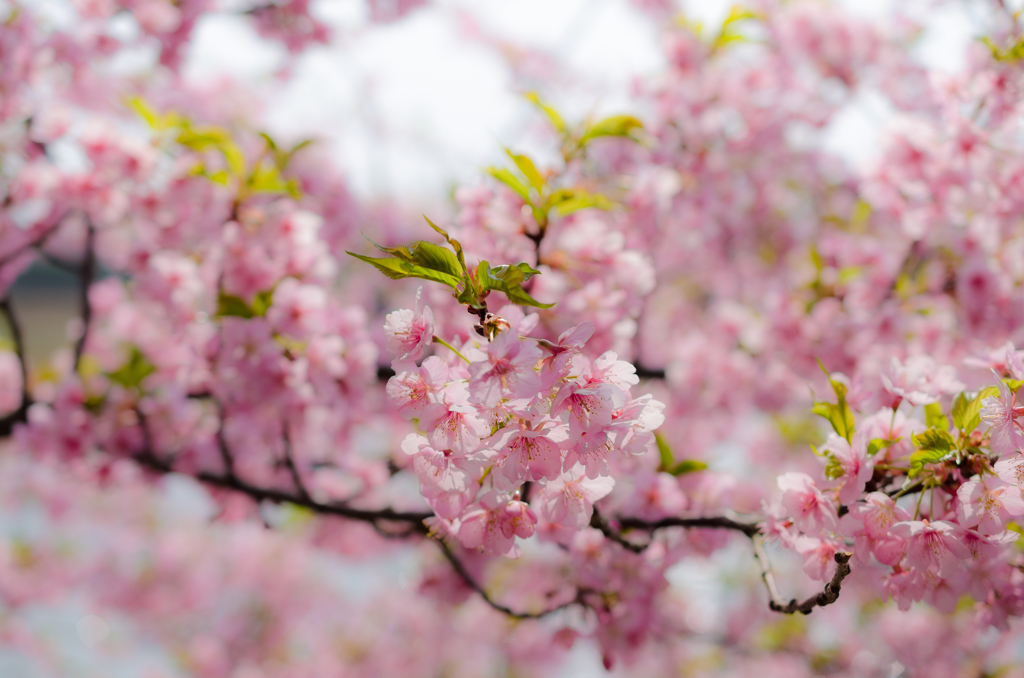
[251, 289, 274, 317]
[867, 438, 898, 456]
[248, 164, 289, 193]
[924, 402, 949, 431]
[963, 386, 1000, 434]
[669, 460, 708, 476]
[107, 347, 156, 390]
[176, 125, 231, 151]
[811, 361, 855, 442]
[126, 96, 159, 129]
[524, 92, 565, 133]
[581, 115, 643, 143]
[217, 293, 255, 319]
[506, 150, 545, 193]
[912, 428, 955, 453]
[655, 432, 673, 472]
[1006, 378, 1024, 392]
[221, 140, 246, 177]
[981, 35, 1024, 62]
[909, 448, 948, 478]
[475, 261, 554, 308]
[547, 188, 616, 217]
[372, 240, 463, 280]
[423, 216, 471, 280]
[346, 252, 463, 290]
[950, 392, 969, 430]
[486, 167, 531, 203]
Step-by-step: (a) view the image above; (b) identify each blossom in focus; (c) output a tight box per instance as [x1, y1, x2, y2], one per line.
[383, 287, 434, 361]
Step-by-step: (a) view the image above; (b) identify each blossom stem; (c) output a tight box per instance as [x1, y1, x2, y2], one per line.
[432, 336, 471, 363]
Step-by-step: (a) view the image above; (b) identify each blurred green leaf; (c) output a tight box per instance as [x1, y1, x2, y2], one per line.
[107, 347, 156, 390]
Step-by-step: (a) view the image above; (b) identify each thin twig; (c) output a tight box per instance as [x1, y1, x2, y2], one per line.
[134, 450, 434, 528]
[73, 223, 95, 371]
[590, 508, 645, 553]
[434, 538, 584, 619]
[753, 536, 853, 615]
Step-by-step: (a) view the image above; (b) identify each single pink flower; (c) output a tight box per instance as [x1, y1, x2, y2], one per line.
[535, 464, 615, 530]
[981, 378, 1024, 456]
[383, 286, 434, 361]
[890, 520, 971, 576]
[956, 473, 1024, 534]
[777, 472, 838, 534]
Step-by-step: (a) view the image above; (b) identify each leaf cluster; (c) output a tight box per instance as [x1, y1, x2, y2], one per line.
[347, 218, 552, 310]
[127, 97, 310, 201]
[655, 432, 708, 476]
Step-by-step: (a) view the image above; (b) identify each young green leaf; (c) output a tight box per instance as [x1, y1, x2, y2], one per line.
[867, 438, 898, 456]
[524, 92, 566, 133]
[423, 216, 471, 280]
[669, 460, 708, 476]
[581, 115, 644, 143]
[811, 362, 855, 442]
[547, 188, 616, 217]
[476, 261, 554, 308]
[963, 386, 1000, 434]
[909, 448, 948, 478]
[486, 167, 531, 203]
[924, 402, 949, 431]
[217, 293, 256, 319]
[346, 253, 463, 290]
[371, 239, 464, 281]
[912, 428, 955, 453]
[506, 150, 545, 193]
[655, 432, 674, 472]
[950, 392, 969, 430]
[107, 347, 156, 390]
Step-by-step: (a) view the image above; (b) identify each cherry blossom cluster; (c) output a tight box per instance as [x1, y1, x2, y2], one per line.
[384, 294, 664, 557]
[765, 347, 1024, 628]
[7, 0, 1024, 676]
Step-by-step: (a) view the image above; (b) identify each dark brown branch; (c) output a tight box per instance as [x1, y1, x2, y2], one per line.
[73, 223, 95, 371]
[633, 364, 667, 380]
[590, 508, 645, 553]
[618, 514, 761, 538]
[753, 537, 853, 615]
[134, 450, 434, 529]
[0, 299, 30, 435]
[434, 538, 585, 619]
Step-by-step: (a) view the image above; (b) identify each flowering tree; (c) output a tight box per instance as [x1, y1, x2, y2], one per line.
[5, 0, 1024, 675]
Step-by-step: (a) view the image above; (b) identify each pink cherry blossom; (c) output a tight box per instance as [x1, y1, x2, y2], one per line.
[890, 520, 972, 577]
[457, 490, 538, 557]
[956, 474, 1024, 534]
[535, 464, 615, 530]
[383, 287, 434, 361]
[777, 472, 838, 534]
[981, 379, 1024, 456]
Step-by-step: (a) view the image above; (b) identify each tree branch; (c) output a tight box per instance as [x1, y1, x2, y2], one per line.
[617, 513, 761, 538]
[753, 536, 853, 615]
[134, 450, 434, 528]
[434, 538, 586, 619]
[73, 222, 95, 371]
[590, 508, 645, 553]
